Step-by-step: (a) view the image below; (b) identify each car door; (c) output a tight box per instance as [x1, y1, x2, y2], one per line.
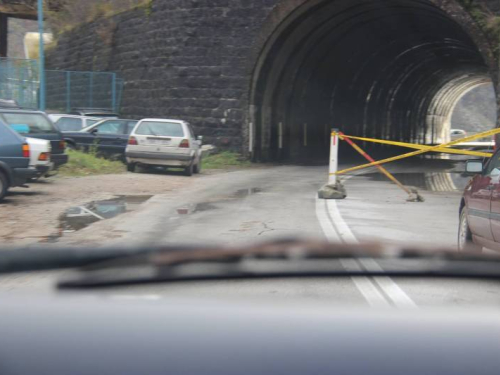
[92, 120, 124, 154]
[467, 154, 499, 241]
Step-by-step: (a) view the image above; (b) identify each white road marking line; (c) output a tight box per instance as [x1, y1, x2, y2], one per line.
[317, 197, 417, 308]
[315, 198, 390, 307]
[358, 258, 417, 308]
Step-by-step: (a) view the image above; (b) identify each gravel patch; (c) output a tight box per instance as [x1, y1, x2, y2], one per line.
[0, 171, 198, 246]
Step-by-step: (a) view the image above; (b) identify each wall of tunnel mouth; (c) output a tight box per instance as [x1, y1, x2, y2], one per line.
[249, 0, 496, 162]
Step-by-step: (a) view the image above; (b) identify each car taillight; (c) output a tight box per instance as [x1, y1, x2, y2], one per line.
[22, 144, 30, 158]
[179, 139, 190, 148]
[128, 137, 138, 145]
[59, 140, 65, 150]
[38, 152, 50, 161]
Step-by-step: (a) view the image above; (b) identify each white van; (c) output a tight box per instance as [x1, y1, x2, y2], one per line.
[125, 119, 202, 176]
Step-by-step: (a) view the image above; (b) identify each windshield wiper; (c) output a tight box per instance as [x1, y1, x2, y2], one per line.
[2, 239, 500, 289]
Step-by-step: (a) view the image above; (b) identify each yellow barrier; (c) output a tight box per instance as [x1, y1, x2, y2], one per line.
[333, 127, 499, 176]
[339, 135, 493, 158]
[338, 131, 423, 201]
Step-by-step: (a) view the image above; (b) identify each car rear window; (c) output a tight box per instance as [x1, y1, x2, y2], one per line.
[135, 121, 184, 137]
[2, 113, 58, 134]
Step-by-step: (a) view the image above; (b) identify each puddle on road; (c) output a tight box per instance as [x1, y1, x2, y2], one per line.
[60, 195, 152, 233]
[176, 188, 264, 215]
[362, 172, 471, 192]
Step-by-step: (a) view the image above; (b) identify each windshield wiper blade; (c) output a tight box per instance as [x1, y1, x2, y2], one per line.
[0, 239, 383, 274]
[0, 245, 193, 274]
[57, 256, 500, 289]
[2, 239, 500, 284]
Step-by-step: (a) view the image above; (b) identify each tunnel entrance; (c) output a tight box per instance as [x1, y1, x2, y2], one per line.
[249, 0, 495, 162]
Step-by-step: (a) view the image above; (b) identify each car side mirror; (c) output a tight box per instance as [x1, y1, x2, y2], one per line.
[90, 128, 98, 134]
[465, 160, 483, 174]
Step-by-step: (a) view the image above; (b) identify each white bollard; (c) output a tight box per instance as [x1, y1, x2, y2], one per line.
[318, 128, 346, 199]
[328, 129, 339, 185]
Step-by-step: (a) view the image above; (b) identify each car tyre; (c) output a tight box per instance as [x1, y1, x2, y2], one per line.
[193, 158, 202, 174]
[127, 163, 136, 173]
[0, 171, 8, 201]
[458, 208, 482, 252]
[184, 161, 194, 177]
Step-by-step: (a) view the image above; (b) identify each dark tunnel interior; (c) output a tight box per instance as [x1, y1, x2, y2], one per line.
[250, 0, 494, 162]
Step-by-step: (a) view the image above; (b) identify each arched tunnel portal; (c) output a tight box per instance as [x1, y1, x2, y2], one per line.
[249, 0, 496, 162]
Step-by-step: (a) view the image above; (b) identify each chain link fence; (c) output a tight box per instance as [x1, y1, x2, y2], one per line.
[0, 58, 39, 109]
[0, 58, 123, 113]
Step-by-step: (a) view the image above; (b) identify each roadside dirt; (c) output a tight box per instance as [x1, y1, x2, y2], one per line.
[0, 171, 209, 246]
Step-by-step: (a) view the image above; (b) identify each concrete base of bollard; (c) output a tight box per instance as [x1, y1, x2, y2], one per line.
[318, 182, 347, 200]
[406, 187, 425, 202]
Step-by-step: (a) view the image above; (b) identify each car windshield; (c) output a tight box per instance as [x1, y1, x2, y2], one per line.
[86, 119, 100, 127]
[2, 112, 58, 134]
[1, 0, 500, 316]
[135, 121, 184, 137]
[81, 120, 106, 132]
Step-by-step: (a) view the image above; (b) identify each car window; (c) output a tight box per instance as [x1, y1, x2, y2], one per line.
[95, 121, 123, 134]
[484, 150, 500, 176]
[56, 117, 83, 131]
[1, 113, 58, 134]
[86, 119, 100, 127]
[135, 121, 185, 137]
[187, 124, 195, 139]
[126, 121, 138, 134]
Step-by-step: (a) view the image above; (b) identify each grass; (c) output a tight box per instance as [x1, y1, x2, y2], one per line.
[202, 151, 252, 170]
[58, 150, 250, 177]
[58, 149, 126, 177]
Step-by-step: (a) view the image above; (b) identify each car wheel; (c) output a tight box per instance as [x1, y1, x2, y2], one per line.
[193, 158, 202, 174]
[458, 208, 482, 252]
[127, 163, 136, 172]
[66, 142, 76, 150]
[184, 161, 194, 177]
[0, 171, 8, 201]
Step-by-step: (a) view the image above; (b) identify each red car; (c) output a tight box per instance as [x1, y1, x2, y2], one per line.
[459, 154, 500, 252]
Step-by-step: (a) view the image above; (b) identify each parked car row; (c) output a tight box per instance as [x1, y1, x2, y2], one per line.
[0, 100, 70, 201]
[60, 116, 203, 177]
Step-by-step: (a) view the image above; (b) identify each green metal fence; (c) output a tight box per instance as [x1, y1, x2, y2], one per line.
[0, 58, 123, 113]
[0, 58, 39, 109]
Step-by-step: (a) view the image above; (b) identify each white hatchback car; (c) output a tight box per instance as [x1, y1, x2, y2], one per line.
[125, 119, 202, 176]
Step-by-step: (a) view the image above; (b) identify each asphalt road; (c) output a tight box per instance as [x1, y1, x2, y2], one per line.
[2, 159, 500, 308]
